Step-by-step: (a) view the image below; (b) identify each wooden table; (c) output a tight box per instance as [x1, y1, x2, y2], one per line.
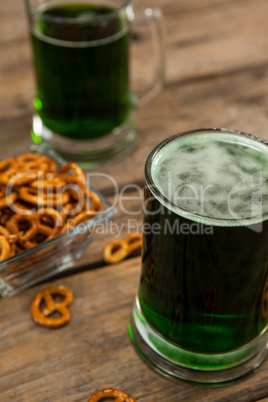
[1, 0, 268, 400]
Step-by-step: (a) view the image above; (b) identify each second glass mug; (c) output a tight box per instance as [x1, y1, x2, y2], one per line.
[25, 0, 165, 166]
[129, 128, 268, 384]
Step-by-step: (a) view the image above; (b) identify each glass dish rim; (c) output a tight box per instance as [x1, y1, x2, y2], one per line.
[24, 0, 133, 23]
[145, 127, 268, 227]
[0, 142, 117, 273]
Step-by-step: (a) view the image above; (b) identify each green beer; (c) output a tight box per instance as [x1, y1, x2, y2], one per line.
[30, 2, 130, 140]
[130, 129, 268, 383]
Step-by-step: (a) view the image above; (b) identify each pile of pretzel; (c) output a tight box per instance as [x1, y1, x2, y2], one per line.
[0, 153, 100, 261]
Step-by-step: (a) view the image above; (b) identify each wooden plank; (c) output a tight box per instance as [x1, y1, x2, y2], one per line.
[0, 258, 268, 401]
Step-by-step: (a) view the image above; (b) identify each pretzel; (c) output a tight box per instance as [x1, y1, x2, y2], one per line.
[103, 233, 142, 264]
[103, 240, 129, 264]
[0, 191, 17, 209]
[0, 169, 38, 187]
[0, 225, 11, 239]
[16, 153, 45, 166]
[69, 184, 101, 211]
[0, 207, 13, 226]
[60, 202, 75, 221]
[9, 242, 17, 257]
[0, 235, 11, 261]
[13, 200, 36, 215]
[7, 214, 39, 249]
[30, 176, 66, 189]
[19, 186, 69, 207]
[38, 157, 58, 173]
[84, 188, 101, 211]
[0, 225, 18, 244]
[11, 243, 24, 256]
[59, 162, 86, 186]
[16, 153, 57, 173]
[88, 388, 136, 402]
[37, 208, 63, 240]
[0, 158, 15, 173]
[0, 185, 5, 198]
[61, 209, 97, 233]
[31, 286, 73, 328]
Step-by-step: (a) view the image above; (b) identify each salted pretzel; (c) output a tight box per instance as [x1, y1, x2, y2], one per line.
[31, 286, 73, 328]
[88, 388, 136, 402]
[103, 233, 142, 264]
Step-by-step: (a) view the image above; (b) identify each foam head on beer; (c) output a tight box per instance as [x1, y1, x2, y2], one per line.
[151, 131, 268, 224]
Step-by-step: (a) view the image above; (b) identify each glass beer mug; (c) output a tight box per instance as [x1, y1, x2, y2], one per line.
[25, 0, 165, 166]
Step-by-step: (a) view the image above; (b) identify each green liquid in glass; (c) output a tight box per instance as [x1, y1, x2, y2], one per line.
[139, 133, 268, 354]
[31, 2, 130, 140]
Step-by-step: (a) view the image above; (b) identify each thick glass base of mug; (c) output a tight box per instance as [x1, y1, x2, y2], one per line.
[129, 297, 268, 385]
[32, 115, 137, 168]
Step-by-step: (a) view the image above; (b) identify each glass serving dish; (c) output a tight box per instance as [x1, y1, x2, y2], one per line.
[0, 143, 116, 297]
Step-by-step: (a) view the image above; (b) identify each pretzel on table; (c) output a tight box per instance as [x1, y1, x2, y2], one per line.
[103, 233, 142, 264]
[31, 286, 73, 328]
[88, 388, 136, 402]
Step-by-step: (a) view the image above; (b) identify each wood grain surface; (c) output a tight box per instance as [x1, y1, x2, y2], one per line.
[1, 259, 268, 402]
[1, 0, 268, 400]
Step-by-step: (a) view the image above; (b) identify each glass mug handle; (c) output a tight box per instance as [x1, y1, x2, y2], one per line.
[132, 8, 165, 107]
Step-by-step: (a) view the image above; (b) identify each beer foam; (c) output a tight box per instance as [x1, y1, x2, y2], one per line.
[151, 132, 268, 226]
